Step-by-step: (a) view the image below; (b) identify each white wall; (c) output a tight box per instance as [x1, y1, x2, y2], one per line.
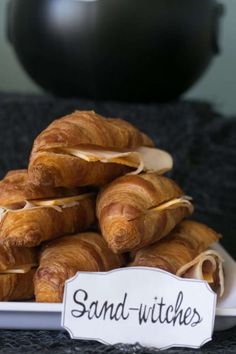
[186, 0, 236, 116]
[0, 0, 41, 94]
[0, 0, 235, 116]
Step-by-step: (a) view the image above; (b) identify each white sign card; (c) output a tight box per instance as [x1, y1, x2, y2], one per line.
[62, 267, 216, 349]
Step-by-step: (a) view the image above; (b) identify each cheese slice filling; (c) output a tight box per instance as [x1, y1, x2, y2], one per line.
[149, 196, 193, 213]
[30, 192, 95, 207]
[0, 193, 95, 221]
[177, 250, 224, 297]
[127, 196, 193, 221]
[57, 146, 173, 175]
[0, 263, 38, 274]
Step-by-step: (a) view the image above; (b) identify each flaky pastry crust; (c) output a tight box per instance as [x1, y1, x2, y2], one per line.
[0, 270, 36, 301]
[0, 244, 37, 270]
[96, 173, 193, 253]
[34, 232, 125, 302]
[0, 169, 85, 206]
[28, 111, 154, 187]
[0, 170, 96, 247]
[0, 245, 37, 301]
[130, 220, 219, 273]
[0, 197, 95, 247]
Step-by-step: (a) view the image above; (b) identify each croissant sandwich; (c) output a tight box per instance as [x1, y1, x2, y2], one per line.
[34, 232, 125, 302]
[130, 220, 223, 295]
[97, 173, 193, 253]
[0, 169, 77, 205]
[0, 170, 95, 247]
[28, 110, 173, 187]
[0, 244, 38, 301]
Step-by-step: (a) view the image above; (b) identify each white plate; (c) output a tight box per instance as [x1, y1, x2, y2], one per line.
[213, 243, 236, 331]
[0, 244, 235, 332]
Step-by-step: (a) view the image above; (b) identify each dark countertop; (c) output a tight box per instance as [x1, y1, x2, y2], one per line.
[0, 93, 235, 353]
[0, 327, 236, 354]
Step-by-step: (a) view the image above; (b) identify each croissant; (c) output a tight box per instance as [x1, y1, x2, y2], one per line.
[130, 220, 219, 272]
[96, 173, 193, 253]
[0, 270, 36, 301]
[0, 170, 95, 247]
[34, 232, 125, 302]
[0, 244, 37, 301]
[0, 169, 81, 205]
[28, 110, 172, 188]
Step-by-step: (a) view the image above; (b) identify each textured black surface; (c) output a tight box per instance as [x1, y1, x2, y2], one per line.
[0, 328, 236, 354]
[0, 93, 235, 353]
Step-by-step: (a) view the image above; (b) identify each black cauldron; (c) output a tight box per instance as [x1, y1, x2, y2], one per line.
[7, 0, 224, 102]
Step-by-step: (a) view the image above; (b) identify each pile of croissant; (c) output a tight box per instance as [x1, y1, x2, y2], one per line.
[0, 111, 224, 303]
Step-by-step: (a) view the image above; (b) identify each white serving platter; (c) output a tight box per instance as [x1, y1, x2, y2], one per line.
[0, 244, 235, 332]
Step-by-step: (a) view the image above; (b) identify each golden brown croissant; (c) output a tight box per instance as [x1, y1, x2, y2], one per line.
[34, 232, 125, 302]
[96, 173, 193, 253]
[0, 169, 80, 205]
[130, 220, 219, 273]
[28, 111, 172, 187]
[0, 245, 38, 301]
[0, 170, 96, 247]
[0, 270, 36, 301]
[0, 243, 38, 270]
